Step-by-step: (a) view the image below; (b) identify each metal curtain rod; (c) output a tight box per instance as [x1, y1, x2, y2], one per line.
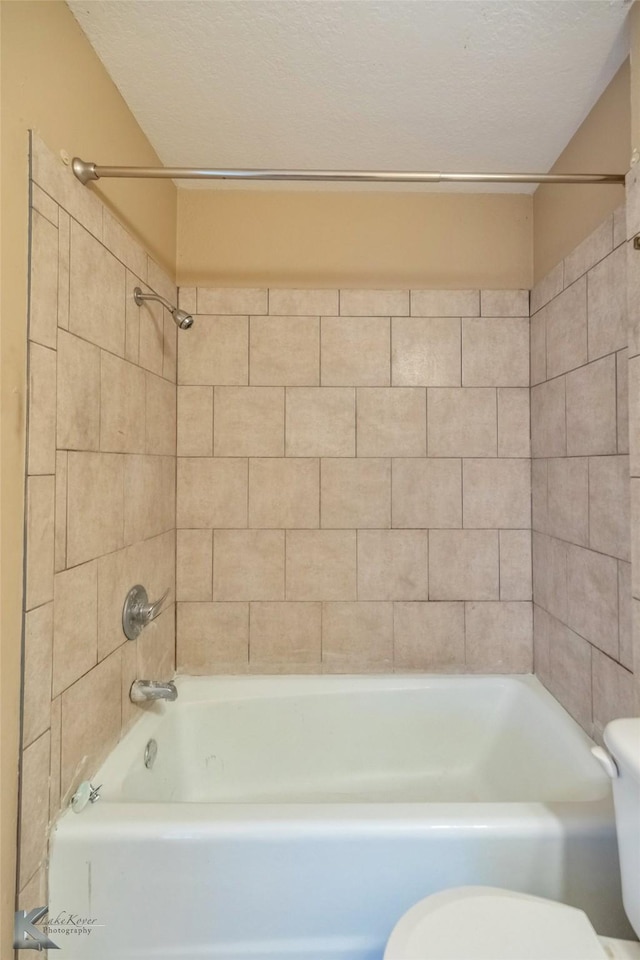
[71, 158, 625, 186]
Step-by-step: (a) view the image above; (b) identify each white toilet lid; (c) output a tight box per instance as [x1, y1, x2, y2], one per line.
[384, 886, 609, 960]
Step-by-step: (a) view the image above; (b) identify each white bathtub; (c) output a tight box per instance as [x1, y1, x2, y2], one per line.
[49, 674, 632, 959]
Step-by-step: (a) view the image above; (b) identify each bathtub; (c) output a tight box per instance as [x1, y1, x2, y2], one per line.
[48, 674, 631, 959]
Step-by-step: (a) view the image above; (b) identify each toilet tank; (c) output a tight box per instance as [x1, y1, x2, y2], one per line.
[604, 718, 640, 940]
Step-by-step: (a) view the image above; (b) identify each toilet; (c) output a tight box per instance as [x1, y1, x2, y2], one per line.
[385, 717, 640, 960]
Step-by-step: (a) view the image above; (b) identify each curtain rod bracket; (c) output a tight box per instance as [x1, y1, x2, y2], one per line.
[72, 158, 98, 184]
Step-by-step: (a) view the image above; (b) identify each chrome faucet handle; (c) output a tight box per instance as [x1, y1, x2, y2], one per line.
[122, 585, 169, 640]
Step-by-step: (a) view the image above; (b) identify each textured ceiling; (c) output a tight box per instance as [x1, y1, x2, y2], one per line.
[67, 0, 630, 192]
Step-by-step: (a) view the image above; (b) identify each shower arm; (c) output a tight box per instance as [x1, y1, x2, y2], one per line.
[133, 287, 175, 313]
[72, 158, 625, 186]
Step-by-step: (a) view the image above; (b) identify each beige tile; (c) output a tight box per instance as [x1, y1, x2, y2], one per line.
[627, 238, 640, 359]
[530, 307, 546, 385]
[178, 316, 248, 385]
[69, 220, 125, 355]
[197, 287, 267, 315]
[66, 453, 123, 566]
[392, 317, 461, 386]
[547, 457, 589, 546]
[28, 343, 56, 474]
[177, 457, 247, 528]
[480, 290, 529, 317]
[137, 605, 175, 680]
[357, 530, 428, 601]
[100, 352, 146, 453]
[322, 601, 393, 667]
[463, 458, 530, 528]
[532, 532, 568, 621]
[19, 731, 50, 888]
[164, 310, 177, 382]
[25, 475, 55, 610]
[392, 458, 461, 528]
[531, 378, 566, 458]
[214, 387, 284, 456]
[286, 530, 356, 600]
[250, 602, 321, 664]
[465, 601, 532, 672]
[357, 388, 426, 457]
[177, 385, 213, 456]
[340, 289, 408, 316]
[630, 356, 640, 475]
[31, 182, 58, 225]
[52, 561, 98, 696]
[617, 350, 629, 454]
[58, 209, 70, 331]
[178, 287, 197, 314]
[500, 530, 532, 601]
[31, 132, 103, 240]
[146, 372, 176, 455]
[54, 452, 67, 572]
[60, 649, 121, 802]
[530, 261, 563, 315]
[103, 208, 147, 280]
[322, 316, 390, 386]
[587, 245, 627, 360]
[429, 530, 499, 600]
[124, 270, 141, 363]
[566, 355, 617, 456]
[286, 387, 355, 457]
[177, 602, 249, 672]
[564, 217, 613, 287]
[29, 209, 58, 349]
[592, 649, 636, 732]
[531, 459, 548, 534]
[632, 480, 640, 596]
[251, 316, 319, 385]
[547, 617, 593, 732]
[214, 530, 285, 600]
[498, 388, 530, 457]
[626, 165, 640, 241]
[121, 639, 139, 734]
[322, 458, 390, 528]
[147, 258, 176, 304]
[393, 601, 464, 671]
[613, 203, 627, 248]
[19, 864, 47, 911]
[428, 388, 497, 457]
[249, 458, 319, 528]
[462, 318, 529, 387]
[56, 329, 100, 451]
[137, 288, 165, 377]
[566, 543, 618, 657]
[618, 561, 633, 670]
[269, 289, 338, 315]
[23, 603, 53, 747]
[533, 603, 552, 687]
[124, 455, 175, 544]
[176, 530, 213, 601]
[545, 278, 587, 379]
[589, 456, 630, 560]
[410, 289, 479, 317]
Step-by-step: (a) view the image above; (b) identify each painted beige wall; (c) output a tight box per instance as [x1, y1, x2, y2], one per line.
[533, 61, 630, 282]
[177, 192, 533, 289]
[0, 1, 176, 950]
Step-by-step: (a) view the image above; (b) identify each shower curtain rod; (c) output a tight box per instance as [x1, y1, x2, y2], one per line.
[71, 158, 625, 186]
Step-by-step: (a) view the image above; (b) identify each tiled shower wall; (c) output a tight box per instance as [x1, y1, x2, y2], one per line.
[530, 203, 637, 739]
[175, 286, 532, 675]
[19, 136, 177, 904]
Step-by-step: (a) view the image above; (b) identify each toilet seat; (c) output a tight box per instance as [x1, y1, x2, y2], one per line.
[384, 886, 609, 960]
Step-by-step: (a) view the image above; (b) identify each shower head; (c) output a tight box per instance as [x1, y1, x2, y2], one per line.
[133, 287, 194, 330]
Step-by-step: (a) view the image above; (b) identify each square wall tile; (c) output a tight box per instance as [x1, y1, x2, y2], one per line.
[322, 316, 390, 386]
[29, 209, 58, 349]
[480, 290, 529, 317]
[54, 452, 67, 573]
[286, 387, 355, 457]
[531, 378, 566, 458]
[530, 308, 546, 386]
[587, 245, 627, 360]
[357, 388, 426, 457]
[462, 318, 529, 387]
[498, 388, 530, 457]
[357, 530, 428, 601]
[123, 455, 175, 544]
[137, 605, 175, 680]
[214, 530, 285, 600]
[617, 350, 629, 454]
[566, 355, 617, 456]
[547, 457, 589, 547]
[19, 732, 51, 887]
[145, 373, 176, 456]
[627, 239, 640, 359]
[286, 530, 356, 600]
[566, 543, 619, 658]
[214, 387, 284, 457]
[545, 278, 587, 379]
[23, 603, 53, 747]
[322, 458, 391, 528]
[462, 458, 530, 528]
[69, 220, 125, 356]
[28, 343, 56, 474]
[589, 456, 630, 560]
[530, 262, 563, 316]
[178, 316, 248, 385]
[197, 288, 267, 315]
[410, 289, 479, 317]
[56, 330, 100, 452]
[564, 218, 613, 287]
[393, 601, 464, 670]
[592, 649, 636, 731]
[103, 209, 147, 280]
[25, 475, 55, 610]
[392, 317, 461, 387]
[249, 458, 319, 528]
[52, 561, 98, 696]
[269, 289, 337, 315]
[428, 388, 497, 457]
[500, 530, 532, 600]
[251, 316, 319, 385]
[340, 289, 408, 316]
[532, 533, 567, 622]
[429, 530, 499, 601]
[531, 459, 548, 534]
[533, 603, 552, 687]
[465, 601, 532, 672]
[57, 210, 70, 332]
[178, 287, 197, 313]
[176, 530, 213, 601]
[177, 458, 247, 528]
[547, 617, 593, 732]
[100, 352, 146, 453]
[322, 602, 393, 667]
[177, 602, 248, 673]
[249, 602, 321, 665]
[392, 458, 461, 529]
[177, 386, 213, 457]
[618, 560, 633, 670]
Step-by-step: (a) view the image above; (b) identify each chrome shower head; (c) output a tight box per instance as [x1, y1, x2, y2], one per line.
[133, 287, 194, 330]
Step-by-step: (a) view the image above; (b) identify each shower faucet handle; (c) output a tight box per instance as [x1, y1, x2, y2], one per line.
[122, 584, 169, 640]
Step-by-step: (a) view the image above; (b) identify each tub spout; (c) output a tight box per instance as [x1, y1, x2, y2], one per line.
[130, 680, 178, 703]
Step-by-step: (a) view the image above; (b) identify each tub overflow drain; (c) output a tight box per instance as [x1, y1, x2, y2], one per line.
[144, 738, 158, 769]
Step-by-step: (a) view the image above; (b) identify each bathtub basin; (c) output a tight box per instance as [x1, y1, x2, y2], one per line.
[49, 674, 630, 959]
